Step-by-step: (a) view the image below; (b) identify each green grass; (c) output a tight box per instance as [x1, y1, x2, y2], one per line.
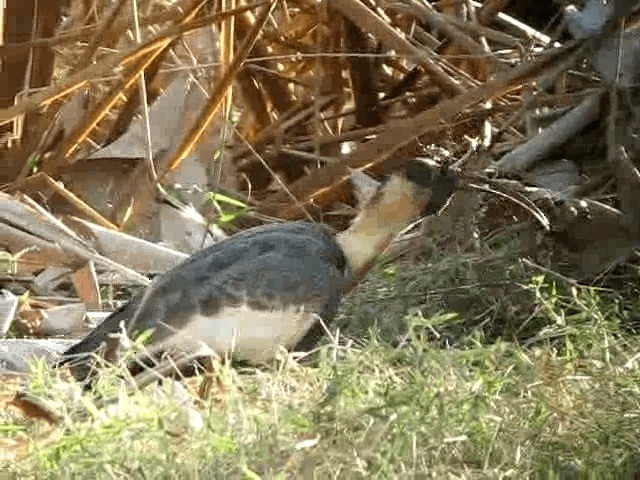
[3, 235, 640, 478]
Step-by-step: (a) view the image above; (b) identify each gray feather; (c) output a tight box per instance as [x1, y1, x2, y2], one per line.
[130, 221, 350, 347]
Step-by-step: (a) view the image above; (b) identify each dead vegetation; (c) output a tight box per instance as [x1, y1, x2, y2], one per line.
[2, 0, 640, 473]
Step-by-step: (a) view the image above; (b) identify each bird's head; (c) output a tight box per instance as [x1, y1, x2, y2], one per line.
[402, 158, 461, 215]
[337, 158, 462, 282]
[372, 158, 461, 221]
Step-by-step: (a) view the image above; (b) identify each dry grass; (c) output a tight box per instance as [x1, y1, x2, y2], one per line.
[1, 1, 640, 478]
[3, 240, 640, 478]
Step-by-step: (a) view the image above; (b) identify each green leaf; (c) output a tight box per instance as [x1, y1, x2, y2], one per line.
[218, 212, 241, 224]
[206, 192, 248, 210]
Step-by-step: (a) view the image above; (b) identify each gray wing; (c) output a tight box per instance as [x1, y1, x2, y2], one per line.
[57, 221, 349, 379]
[129, 221, 350, 356]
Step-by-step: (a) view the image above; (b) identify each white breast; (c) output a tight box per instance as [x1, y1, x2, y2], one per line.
[162, 304, 319, 362]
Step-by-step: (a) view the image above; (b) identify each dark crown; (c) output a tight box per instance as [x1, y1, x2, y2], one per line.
[403, 159, 461, 215]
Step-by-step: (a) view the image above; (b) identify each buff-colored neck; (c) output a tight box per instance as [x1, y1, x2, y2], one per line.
[336, 175, 424, 279]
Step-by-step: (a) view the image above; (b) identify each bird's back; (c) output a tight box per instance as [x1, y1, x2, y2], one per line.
[128, 221, 350, 362]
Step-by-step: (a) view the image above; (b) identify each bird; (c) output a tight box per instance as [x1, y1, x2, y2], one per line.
[56, 159, 461, 389]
